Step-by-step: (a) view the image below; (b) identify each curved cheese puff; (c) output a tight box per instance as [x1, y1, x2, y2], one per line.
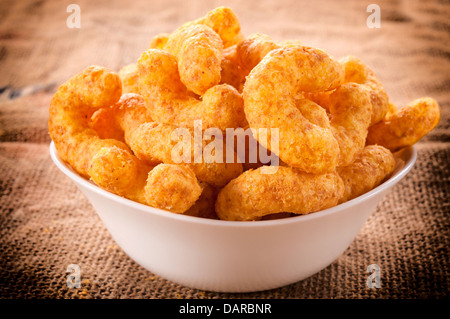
[49, 66, 201, 214]
[184, 182, 219, 219]
[88, 147, 202, 214]
[118, 63, 139, 94]
[137, 48, 247, 131]
[243, 45, 344, 174]
[89, 106, 124, 142]
[220, 44, 245, 91]
[165, 24, 223, 95]
[149, 32, 170, 49]
[213, 34, 299, 93]
[236, 33, 302, 77]
[48, 65, 128, 178]
[386, 101, 398, 118]
[366, 97, 440, 152]
[110, 94, 243, 187]
[337, 145, 396, 203]
[215, 167, 344, 221]
[225, 125, 268, 171]
[189, 6, 244, 48]
[91, 97, 221, 215]
[221, 34, 303, 93]
[326, 83, 372, 167]
[340, 55, 389, 126]
[237, 33, 281, 75]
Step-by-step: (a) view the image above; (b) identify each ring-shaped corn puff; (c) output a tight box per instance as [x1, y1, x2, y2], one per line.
[164, 24, 223, 95]
[243, 45, 344, 174]
[215, 167, 344, 221]
[337, 145, 396, 203]
[138, 49, 247, 131]
[340, 55, 389, 126]
[366, 97, 440, 152]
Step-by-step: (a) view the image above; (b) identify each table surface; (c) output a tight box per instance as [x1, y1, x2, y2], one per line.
[0, 0, 449, 299]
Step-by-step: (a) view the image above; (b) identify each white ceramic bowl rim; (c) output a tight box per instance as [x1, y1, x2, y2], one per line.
[49, 141, 416, 228]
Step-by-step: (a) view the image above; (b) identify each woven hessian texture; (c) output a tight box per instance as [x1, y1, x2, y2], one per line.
[0, 0, 449, 299]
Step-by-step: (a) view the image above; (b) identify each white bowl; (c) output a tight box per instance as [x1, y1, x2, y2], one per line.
[49, 142, 416, 293]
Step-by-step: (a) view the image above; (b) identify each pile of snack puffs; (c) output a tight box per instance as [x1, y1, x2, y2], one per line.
[49, 7, 440, 221]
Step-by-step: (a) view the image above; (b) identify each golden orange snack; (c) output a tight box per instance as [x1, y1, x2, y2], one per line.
[326, 83, 372, 167]
[236, 33, 281, 76]
[337, 145, 396, 203]
[164, 24, 223, 95]
[48, 65, 128, 178]
[118, 63, 139, 94]
[233, 33, 302, 85]
[90, 106, 124, 142]
[386, 101, 398, 118]
[366, 97, 440, 152]
[220, 35, 301, 93]
[49, 66, 202, 214]
[50, 6, 442, 221]
[109, 94, 244, 187]
[340, 55, 389, 126]
[88, 147, 202, 214]
[243, 45, 344, 174]
[137, 48, 247, 131]
[188, 6, 244, 48]
[220, 44, 245, 91]
[143, 162, 202, 214]
[184, 182, 219, 219]
[149, 32, 170, 49]
[224, 126, 270, 171]
[215, 166, 345, 221]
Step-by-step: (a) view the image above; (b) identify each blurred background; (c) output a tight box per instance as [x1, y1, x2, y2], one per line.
[0, 0, 448, 299]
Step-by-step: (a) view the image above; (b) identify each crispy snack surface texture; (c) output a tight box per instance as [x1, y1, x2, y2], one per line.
[118, 63, 140, 94]
[215, 166, 345, 221]
[48, 65, 127, 178]
[149, 32, 170, 49]
[340, 55, 389, 126]
[243, 45, 344, 174]
[165, 24, 223, 96]
[137, 48, 247, 131]
[326, 83, 372, 167]
[337, 145, 396, 203]
[110, 94, 243, 187]
[188, 6, 244, 48]
[366, 97, 441, 152]
[49, 66, 201, 214]
[49, 6, 442, 221]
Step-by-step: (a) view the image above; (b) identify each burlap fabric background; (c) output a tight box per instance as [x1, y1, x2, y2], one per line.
[0, 0, 449, 299]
